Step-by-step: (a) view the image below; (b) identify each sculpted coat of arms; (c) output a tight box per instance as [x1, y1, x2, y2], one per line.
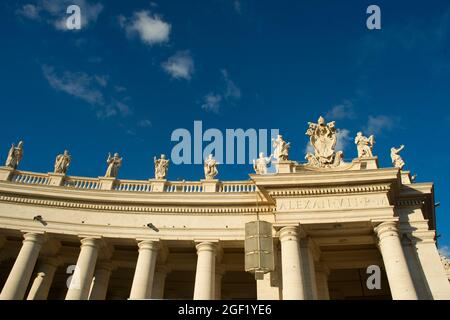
[305, 116, 344, 168]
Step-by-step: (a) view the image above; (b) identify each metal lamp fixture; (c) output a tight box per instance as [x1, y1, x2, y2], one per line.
[244, 184, 275, 280]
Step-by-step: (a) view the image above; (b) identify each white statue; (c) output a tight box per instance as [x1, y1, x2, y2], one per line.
[204, 154, 218, 180]
[105, 153, 122, 178]
[391, 145, 405, 169]
[272, 135, 290, 161]
[5, 141, 23, 169]
[354, 132, 375, 158]
[305, 116, 344, 168]
[253, 152, 272, 175]
[154, 154, 169, 179]
[54, 150, 71, 174]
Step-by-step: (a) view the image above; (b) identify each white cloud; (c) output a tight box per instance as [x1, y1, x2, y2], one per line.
[16, 4, 41, 20]
[42, 65, 131, 119]
[366, 115, 396, 135]
[336, 128, 352, 151]
[222, 69, 241, 100]
[138, 119, 152, 127]
[326, 100, 355, 120]
[122, 10, 171, 45]
[162, 51, 194, 80]
[17, 0, 103, 30]
[201, 93, 222, 113]
[233, 1, 242, 14]
[439, 245, 450, 258]
[201, 70, 241, 113]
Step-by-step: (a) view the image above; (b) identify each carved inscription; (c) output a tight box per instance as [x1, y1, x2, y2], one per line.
[277, 195, 389, 212]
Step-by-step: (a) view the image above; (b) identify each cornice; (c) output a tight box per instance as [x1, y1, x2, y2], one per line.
[0, 194, 274, 215]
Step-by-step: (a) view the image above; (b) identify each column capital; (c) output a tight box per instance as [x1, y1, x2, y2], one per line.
[195, 241, 218, 253]
[80, 237, 102, 249]
[22, 232, 46, 245]
[137, 239, 160, 251]
[374, 221, 399, 241]
[279, 225, 305, 242]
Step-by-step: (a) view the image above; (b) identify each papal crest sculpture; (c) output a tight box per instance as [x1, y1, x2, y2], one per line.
[305, 116, 344, 168]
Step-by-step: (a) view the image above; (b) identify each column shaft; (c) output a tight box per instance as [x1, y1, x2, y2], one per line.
[26, 258, 59, 300]
[279, 226, 305, 300]
[193, 242, 216, 300]
[151, 266, 169, 299]
[65, 238, 101, 300]
[129, 240, 159, 299]
[375, 222, 418, 300]
[0, 233, 45, 300]
[89, 262, 114, 300]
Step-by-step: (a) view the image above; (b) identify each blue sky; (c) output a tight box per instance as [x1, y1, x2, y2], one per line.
[1, 0, 450, 252]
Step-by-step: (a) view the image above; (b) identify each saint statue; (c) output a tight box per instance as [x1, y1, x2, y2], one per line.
[391, 145, 405, 169]
[5, 141, 24, 169]
[105, 152, 122, 178]
[54, 150, 71, 174]
[354, 132, 375, 158]
[272, 135, 290, 161]
[253, 152, 272, 175]
[204, 154, 218, 180]
[154, 154, 169, 179]
[305, 116, 344, 168]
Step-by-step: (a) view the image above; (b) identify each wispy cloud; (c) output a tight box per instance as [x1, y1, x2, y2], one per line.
[365, 115, 397, 135]
[138, 119, 152, 127]
[120, 10, 171, 45]
[326, 100, 356, 120]
[439, 245, 450, 258]
[336, 128, 352, 152]
[42, 65, 131, 119]
[16, 0, 103, 30]
[201, 69, 241, 113]
[162, 51, 194, 80]
[201, 93, 222, 113]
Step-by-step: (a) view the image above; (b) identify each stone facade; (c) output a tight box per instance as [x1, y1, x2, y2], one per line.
[0, 120, 449, 300]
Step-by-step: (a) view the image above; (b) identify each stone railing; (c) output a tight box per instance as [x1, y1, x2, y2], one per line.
[0, 167, 257, 194]
[164, 181, 203, 193]
[219, 181, 257, 193]
[10, 170, 50, 186]
[114, 179, 152, 192]
[63, 176, 101, 190]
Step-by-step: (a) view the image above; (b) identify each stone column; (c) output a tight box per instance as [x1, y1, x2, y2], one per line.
[215, 266, 225, 300]
[65, 238, 101, 300]
[89, 261, 114, 300]
[151, 265, 170, 299]
[193, 242, 217, 300]
[129, 240, 159, 299]
[0, 233, 45, 300]
[26, 257, 59, 300]
[315, 263, 330, 300]
[375, 221, 418, 300]
[413, 231, 450, 299]
[279, 226, 305, 300]
[299, 237, 318, 300]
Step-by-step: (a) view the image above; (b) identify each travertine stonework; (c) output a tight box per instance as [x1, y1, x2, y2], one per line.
[0, 118, 449, 300]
